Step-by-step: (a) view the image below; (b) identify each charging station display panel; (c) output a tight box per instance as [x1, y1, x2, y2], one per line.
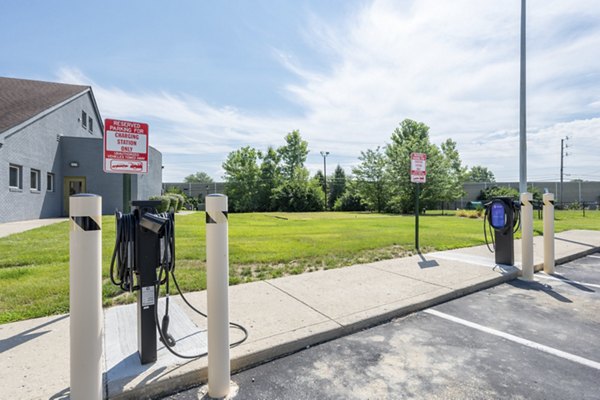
[491, 202, 506, 229]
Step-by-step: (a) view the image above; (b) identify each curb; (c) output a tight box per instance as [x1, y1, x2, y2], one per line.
[108, 245, 598, 399]
[111, 271, 520, 399]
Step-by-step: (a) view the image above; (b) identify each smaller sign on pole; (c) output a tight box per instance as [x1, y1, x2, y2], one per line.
[103, 119, 149, 174]
[410, 152, 426, 252]
[410, 153, 427, 183]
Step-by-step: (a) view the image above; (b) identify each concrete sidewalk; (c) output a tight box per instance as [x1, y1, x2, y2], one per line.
[1, 230, 599, 399]
[0, 218, 67, 238]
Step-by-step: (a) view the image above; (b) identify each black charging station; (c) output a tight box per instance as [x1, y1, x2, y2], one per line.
[484, 197, 521, 266]
[132, 200, 162, 364]
[110, 199, 170, 364]
[109, 199, 248, 365]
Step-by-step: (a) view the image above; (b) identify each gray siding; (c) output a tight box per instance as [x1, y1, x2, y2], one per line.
[60, 136, 122, 215]
[1, 91, 163, 222]
[133, 146, 162, 201]
[0, 92, 102, 223]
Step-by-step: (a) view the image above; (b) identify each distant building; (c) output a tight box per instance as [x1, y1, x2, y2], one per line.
[0, 77, 162, 223]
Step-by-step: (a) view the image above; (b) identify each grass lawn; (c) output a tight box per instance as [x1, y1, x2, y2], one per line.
[1, 210, 598, 323]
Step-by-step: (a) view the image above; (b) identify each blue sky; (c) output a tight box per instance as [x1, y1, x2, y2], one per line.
[2, 0, 599, 182]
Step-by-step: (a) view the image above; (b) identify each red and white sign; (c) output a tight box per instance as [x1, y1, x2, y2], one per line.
[103, 119, 149, 174]
[410, 152, 427, 183]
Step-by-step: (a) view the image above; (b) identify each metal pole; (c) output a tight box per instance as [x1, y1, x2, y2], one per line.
[521, 192, 534, 281]
[415, 183, 420, 252]
[123, 174, 131, 213]
[69, 194, 102, 400]
[543, 193, 555, 274]
[519, 0, 527, 194]
[320, 151, 329, 209]
[206, 194, 231, 398]
[560, 138, 564, 206]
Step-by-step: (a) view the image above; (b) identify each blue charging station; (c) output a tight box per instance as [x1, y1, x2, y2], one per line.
[484, 197, 521, 266]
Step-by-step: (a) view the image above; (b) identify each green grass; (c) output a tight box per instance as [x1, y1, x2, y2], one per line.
[1, 210, 598, 323]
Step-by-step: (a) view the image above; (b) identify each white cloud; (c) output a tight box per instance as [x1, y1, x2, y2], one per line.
[57, 0, 600, 183]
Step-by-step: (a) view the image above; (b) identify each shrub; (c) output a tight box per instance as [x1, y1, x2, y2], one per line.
[172, 194, 185, 211]
[150, 195, 171, 213]
[477, 186, 519, 202]
[456, 209, 482, 219]
[333, 190, 366, 211]
[166, 194, 179, 212]
[272, 179, 325, 212]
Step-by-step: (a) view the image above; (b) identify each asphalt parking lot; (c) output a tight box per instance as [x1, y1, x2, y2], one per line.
[164, 253, 600, 400]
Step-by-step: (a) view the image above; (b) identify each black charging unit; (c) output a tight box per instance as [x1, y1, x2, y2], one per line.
[132, 200, 162, 364]
[484, 197, 520, 266]
[110, 199, 249, 365]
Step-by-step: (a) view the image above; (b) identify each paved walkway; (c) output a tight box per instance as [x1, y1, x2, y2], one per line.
[0, 218, 67, 238]
[0, 212, 198, 239]
[0, 230, 599, 399]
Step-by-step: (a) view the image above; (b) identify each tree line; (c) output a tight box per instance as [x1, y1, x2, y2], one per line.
[188, 118, 496, 213]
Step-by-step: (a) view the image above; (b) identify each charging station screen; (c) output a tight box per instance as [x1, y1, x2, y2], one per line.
[491, 202, 506, 229]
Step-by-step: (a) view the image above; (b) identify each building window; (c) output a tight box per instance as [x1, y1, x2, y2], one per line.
[47, 173, 55, 192]
[30, 169, 40, 192]
[88, 116, 93, 133]
[9, 164, 22, 189]
[82, 110, 87, 128]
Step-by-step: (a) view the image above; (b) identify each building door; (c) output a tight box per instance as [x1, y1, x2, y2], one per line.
[63, 177, 86, 215]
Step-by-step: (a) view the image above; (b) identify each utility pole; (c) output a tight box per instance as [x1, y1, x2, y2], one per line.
[519, 0, 527, 194]
[320, 151, 329, 209]
[560, 136, 569, 206]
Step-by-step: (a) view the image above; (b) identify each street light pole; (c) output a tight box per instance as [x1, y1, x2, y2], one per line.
[320, 151, 329, 209]
[560, 136, 569, 206]
[519, 0, 527, 194]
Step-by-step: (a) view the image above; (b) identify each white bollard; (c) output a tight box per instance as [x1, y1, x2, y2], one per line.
[206, 194, 231, 398]
[69, 194, 103, 400]
[520, 192, 534, 281]
[543, 193, 555, 274]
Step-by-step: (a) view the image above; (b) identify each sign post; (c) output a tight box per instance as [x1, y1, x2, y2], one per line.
[411, 153, 427, 252]
[103, 119, 149, 212]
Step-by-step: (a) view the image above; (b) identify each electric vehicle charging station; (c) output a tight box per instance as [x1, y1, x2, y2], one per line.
[109, 194, 248, 394]
[110, 199, 181, 364]
[484, 197, 521, 266]
[133, 200, 163, 364]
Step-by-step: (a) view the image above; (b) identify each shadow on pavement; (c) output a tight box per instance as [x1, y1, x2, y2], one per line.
[0, 314, 68, 353]
[549, 273, 595, 293]
[508, 279, 572, 303]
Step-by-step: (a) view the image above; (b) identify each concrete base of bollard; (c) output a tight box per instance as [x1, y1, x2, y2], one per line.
[197, 381, 239, 399]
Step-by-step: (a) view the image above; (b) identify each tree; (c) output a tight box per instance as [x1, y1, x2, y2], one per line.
[333, 180, 365, 211]
[184, 171, 214, 183]
[271, 130, 324, 211]
[328, 165, 347, 210]
[272, 176, 325, 212]
[278, 130, 309, 180]
[385, 119, 447, 213]
[467, 166, 495, 183]
[353, 147, 389, 213]
[257, 146, 281, 211]
[222, 146, 261, 212]
[439, 138, 467, 206]
[314, 170, 325, 194]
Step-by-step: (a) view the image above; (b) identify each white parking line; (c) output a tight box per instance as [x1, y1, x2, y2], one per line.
[588, 255, 600, 259]
[424, 309, 600, 371]
[535, 273, 600, 289]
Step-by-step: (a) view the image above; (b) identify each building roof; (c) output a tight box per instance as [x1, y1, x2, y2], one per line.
[0, 77, 90, 134]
